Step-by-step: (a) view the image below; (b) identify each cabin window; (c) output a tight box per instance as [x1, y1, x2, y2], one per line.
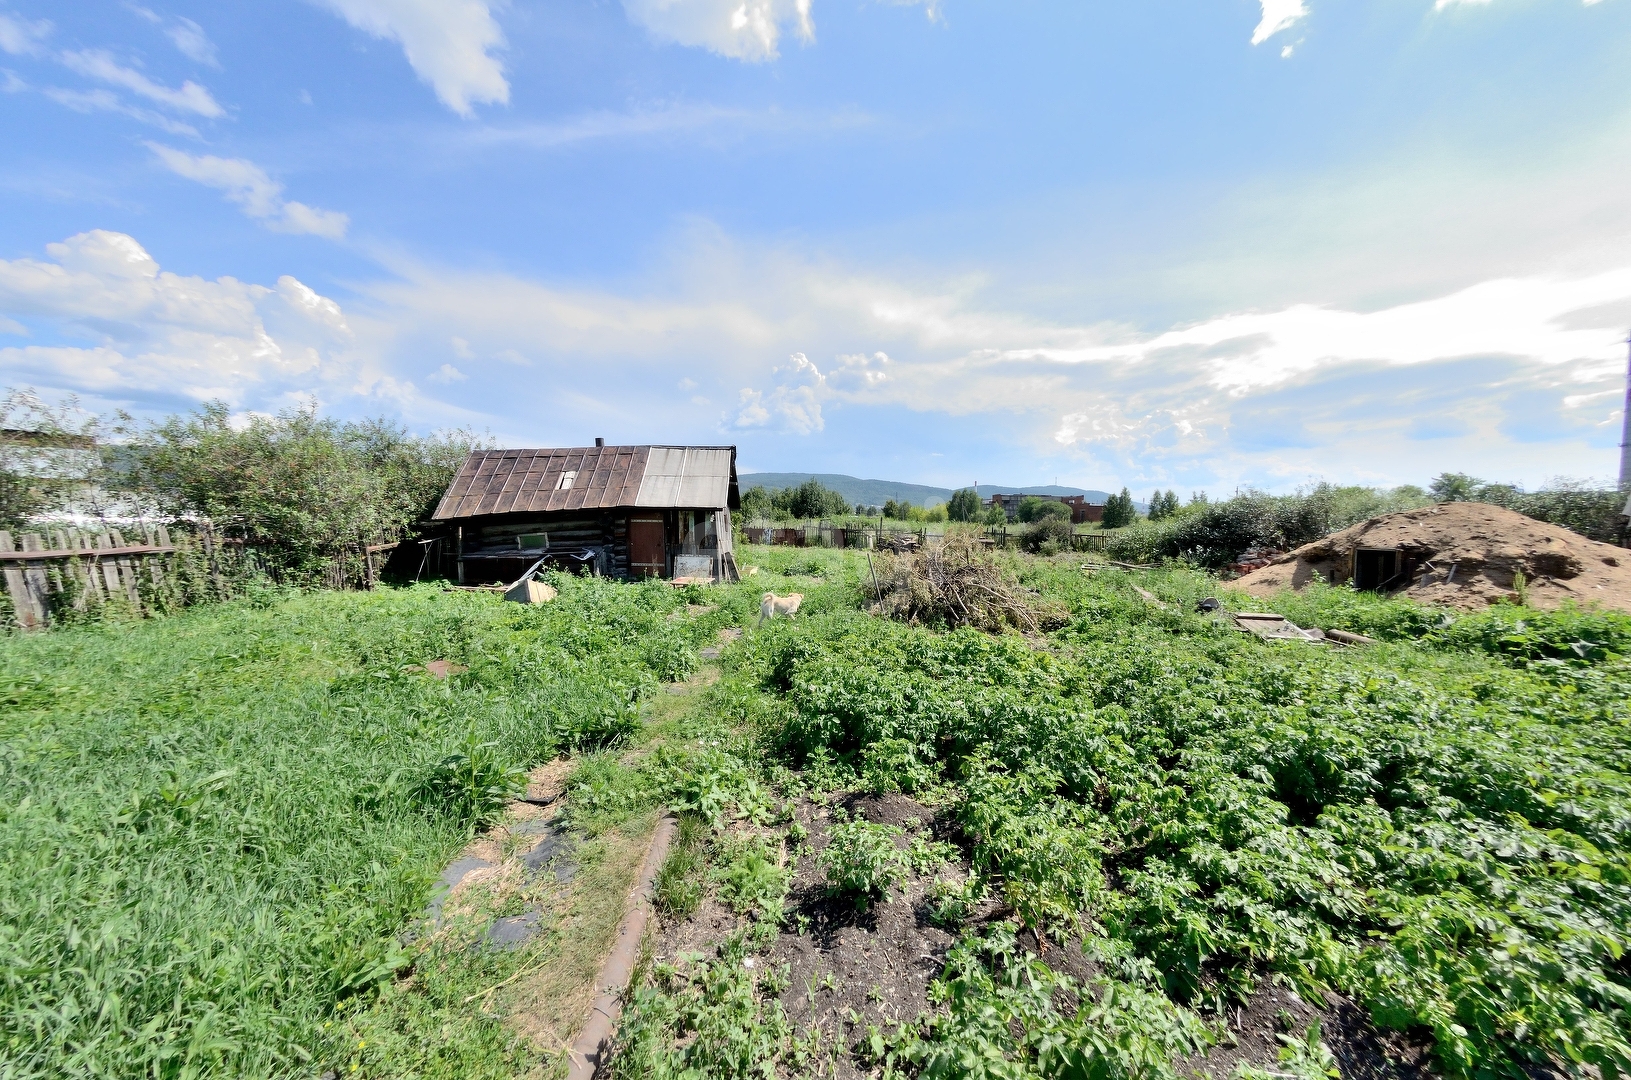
[556, 471, 577, 490]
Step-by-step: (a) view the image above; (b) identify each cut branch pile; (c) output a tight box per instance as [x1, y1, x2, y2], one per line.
[869, 535, 1068, 634]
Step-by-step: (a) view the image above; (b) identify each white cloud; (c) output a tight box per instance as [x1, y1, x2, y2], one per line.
[338, 222, 1631, 484]
[146, 144, 349, 238]
[427, 363, 467, 383]
[734, 351, 826, 433]
[310, 0, 508, 116]
[0, 230, 368, 405]
[1251, 0, 1306, 44]
[166, 18, 219, 67]
[0, 13, 50, 55]
[44, 87, 200, 136]
[622, 0, 814, 62]
[59, 49, 223, 117]
[876, 0, 943, 23]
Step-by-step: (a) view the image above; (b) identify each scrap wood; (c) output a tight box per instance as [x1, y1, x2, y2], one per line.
[1233, 612, 1325, 644]
[1326, 628, 1377, 646]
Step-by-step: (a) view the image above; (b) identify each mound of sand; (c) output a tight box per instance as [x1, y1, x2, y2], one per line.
[1234, 502, 1631, 612]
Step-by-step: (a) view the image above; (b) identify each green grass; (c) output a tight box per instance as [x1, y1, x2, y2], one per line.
[15, 544, 1629, 1080]
[0, 575, 751, 1078]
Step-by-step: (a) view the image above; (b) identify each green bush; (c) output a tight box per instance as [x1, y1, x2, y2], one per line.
[820, 812, 909, 907]
[709, 834, 790, 919]
[410, 736, 527, 827]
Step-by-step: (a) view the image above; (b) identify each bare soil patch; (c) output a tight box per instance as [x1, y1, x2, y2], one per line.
[1235, 502, 1631, 612]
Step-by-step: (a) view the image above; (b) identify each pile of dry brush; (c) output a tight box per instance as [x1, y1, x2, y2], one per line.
[867, 534, 1068, 634]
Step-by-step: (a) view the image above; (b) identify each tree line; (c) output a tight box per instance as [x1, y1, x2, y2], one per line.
[1, 389, 478, 587]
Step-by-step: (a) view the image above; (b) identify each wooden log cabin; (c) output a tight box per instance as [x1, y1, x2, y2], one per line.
[430, 442, 741, 583]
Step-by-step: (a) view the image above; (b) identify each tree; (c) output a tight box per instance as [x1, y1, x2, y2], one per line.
[1017, 496, 1070, 523]
[981, 506, 1008, 527]
[0, 388, 101, 531]
[739, 485, 775, 521]
[1429, 473, 1481, 502]
[771, 478, 849, 520]
[1102, 488, 1137, 528]
[112, 402, 477, 584]
[883, 499, 910, 521]
[947, 487, 981, 522]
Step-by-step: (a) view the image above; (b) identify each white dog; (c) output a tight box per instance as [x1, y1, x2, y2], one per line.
[757, 592, 804, 625]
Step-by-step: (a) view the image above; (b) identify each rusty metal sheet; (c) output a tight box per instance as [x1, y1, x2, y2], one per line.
[432, 445, 731, 520]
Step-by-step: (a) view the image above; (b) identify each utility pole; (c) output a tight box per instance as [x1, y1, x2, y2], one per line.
[1621, 330, 1631, 490]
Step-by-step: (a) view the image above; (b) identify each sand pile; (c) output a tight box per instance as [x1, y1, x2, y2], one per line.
[1234, 502, 1631, 612]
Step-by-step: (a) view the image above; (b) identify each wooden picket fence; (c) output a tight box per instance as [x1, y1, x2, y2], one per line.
[0, 525, 183, 630]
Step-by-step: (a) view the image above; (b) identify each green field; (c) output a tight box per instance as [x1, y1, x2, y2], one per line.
[4, 547, 1630, 1079]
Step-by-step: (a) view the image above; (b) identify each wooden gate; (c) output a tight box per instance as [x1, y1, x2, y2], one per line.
[628, 515, 666, 578]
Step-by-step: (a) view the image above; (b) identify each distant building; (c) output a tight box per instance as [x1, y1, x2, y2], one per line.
[989, 493, 1103, 524]
[432, 442, 740, 583]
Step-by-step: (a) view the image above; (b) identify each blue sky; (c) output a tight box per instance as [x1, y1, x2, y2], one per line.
[2, 0, 1629, 495]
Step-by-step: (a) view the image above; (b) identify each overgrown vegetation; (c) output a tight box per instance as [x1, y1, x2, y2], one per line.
[10, 509, 1631, 1080]
[110, 402, 478, 585]
[612, 547, 1631, 1080]
[1106, 482, 1435, 566]
[0, 576, 716, 1077]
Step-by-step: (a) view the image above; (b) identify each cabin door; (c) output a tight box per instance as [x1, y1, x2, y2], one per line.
[629, 514, 667, 578]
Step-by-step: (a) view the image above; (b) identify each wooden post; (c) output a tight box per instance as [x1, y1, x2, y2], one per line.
[109, 529, 140, 609]
[0, 531, 42, 630]
[19, 533, 51, 628]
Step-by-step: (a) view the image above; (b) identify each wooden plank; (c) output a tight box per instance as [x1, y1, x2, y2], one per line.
[20, 533, 52, 628]
[96, 532, 123, 600]
[110, 529, 140, 608]
[0, 544, 176, 561]
[0, 531, 40, 629]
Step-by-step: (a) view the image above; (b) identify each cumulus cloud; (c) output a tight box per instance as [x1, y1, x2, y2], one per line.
[1251, 0, 1306, 44]
[310, 0, 508, 116]
[735, 351, 826, 433]
[0, 230, 363, 405]
[0, 13, 51, 55]
[60, 49, 223, 117]
[166, 17, 219, 67]
[622, 0, 814, 62]
[339, 223, 1631, 485]
[146, 144, 349, 238]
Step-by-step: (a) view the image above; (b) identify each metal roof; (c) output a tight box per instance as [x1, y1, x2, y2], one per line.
[432, 445, 738, 520]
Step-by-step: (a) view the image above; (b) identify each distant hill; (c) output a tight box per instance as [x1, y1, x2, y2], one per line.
[739, 472, 1112, 509]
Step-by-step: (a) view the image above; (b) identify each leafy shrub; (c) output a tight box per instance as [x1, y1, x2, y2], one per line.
[1021, 515, 1074, 554]
[709, 834, 790, 919]
[641, 634, 698, 683]
[860, 736, 938, 794]
[609, 953, 792, 1080]
[926, 873, 986, 929]
[821, 812, 909, 907]
[894, 928, 1213, 1080]
[410, 736, 526, 827]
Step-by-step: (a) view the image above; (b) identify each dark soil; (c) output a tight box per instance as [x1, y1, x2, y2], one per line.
[1185, 979, 1439, 1080]
[647, 788, 1447, 1080]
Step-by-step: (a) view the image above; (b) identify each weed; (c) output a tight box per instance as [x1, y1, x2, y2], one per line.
[820, 812, 909, 908]
[709, 833, 790, 920]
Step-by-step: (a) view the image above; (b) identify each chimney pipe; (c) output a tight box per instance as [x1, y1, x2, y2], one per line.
[595, 437, 605, 447]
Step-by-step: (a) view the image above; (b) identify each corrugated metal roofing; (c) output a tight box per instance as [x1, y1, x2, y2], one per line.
[432, 445, 737, 520]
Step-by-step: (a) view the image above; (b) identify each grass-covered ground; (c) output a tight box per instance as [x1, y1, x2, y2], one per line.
[0, 576, 760, 1077]
[5, 545, 1629, 1079]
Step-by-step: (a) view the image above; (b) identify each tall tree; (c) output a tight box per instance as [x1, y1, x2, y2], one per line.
[947, 487, 981, 522]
